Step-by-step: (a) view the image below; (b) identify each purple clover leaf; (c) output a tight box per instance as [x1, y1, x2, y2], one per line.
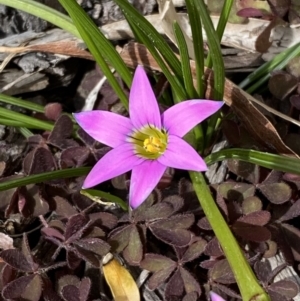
[74, 66, 223, 208]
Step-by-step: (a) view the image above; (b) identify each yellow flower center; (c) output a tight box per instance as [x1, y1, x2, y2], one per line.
[128, 126, 168, 159]
[143, 136, 165, 153]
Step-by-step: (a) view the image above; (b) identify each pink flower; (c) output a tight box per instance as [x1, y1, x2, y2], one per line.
[74, 66, 223, 208]
[210, 291, 226, 301]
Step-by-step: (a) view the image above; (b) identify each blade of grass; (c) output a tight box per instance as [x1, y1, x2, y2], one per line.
[206, 0, 234, 68]
[0, 94, 45, 113]
[58, 0, 131, 109]
[173, 21, 204, 149]
[173, 22, 196, 99]
[191, 0, 224, 148]
[18, 127, 33, 138]
[0, 117, 50, 130]
[81, 189, 128, 211]
[128, 20, 187, 101]
[113, 0, 183, 81]
[0, 167, 91, 191]
[239, 42, 300, 91]
[191, 0, 224, 100]
[185, 0, 205, 98]
[0, 107, 54, 131]
[205, 148, 300, 175]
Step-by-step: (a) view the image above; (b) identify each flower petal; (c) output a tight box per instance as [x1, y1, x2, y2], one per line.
[83, 144, 143, 188]
[129, 160, 166, 208]
[161, 100, 224, 137]
[74, 111, 133, 148]
[129, 66, 161, 129]
[210, 292, 226, 301]
[158, 135, 207, 171]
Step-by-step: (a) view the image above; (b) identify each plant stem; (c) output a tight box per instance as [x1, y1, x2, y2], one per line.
[189, 171, 270, 301]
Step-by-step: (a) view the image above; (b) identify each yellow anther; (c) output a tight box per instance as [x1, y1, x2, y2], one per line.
[143, 136, 164, 153]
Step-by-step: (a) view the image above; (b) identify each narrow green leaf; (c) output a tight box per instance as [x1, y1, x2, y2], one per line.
[185, 0, 205, 98]
[239, 42, 300, 91]
[205, 148, 300, 175]
[173, 22, 196, 99]
[128, 20, 187, 101]
[0, 167, 91, 191]
[191, 0, 224, 100]
[0, 94, 45, 113]
[18, 127, 33, 138]
[0, 107, 54, 131]
[113, 0, 183, 81]
[189, 0, 224, 149]
[81, 189, 128, 211]
[0, 117, 49, 130]
[206, 0, 234, 68]
[58, 0, 131, 109]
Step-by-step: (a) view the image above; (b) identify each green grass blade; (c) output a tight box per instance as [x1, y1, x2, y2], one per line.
[173, 22, 196, 99]
[18, 127, 33, 138]
[205, 148, 300, 175]
[0, 167, 91, 191]
[192, 0, 224, 100]
[0, 0, 80, 38]
[0, 94, 45, 113]
[239, 42, 300, 91]
[0, 107, 54, 131]
[128, 20, 187, 101]
[0, 117, 49, 130]
[113, 0, 183, 81]
[185, 0, 205, 98]
[81, 189, 128, 211]
[206, 0, 234, 68]
[58, 0, 131, 109]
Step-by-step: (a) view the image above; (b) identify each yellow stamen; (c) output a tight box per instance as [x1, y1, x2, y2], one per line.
[144, 136, 164, 154]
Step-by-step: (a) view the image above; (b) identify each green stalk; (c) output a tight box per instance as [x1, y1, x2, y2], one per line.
[189, 172, 270, 301]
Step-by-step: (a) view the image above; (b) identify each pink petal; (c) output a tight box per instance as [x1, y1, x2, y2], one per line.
[158, 135, 207, 171]
[161, 100, 224, 137]
[129, 66, 161, 129]
[83, 144, 143, 188]
[210, 292, 226, 301]
[74, 111, 133, 148]
[129, 160, 166, 208]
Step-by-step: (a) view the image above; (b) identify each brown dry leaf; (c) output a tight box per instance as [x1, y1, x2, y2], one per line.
[119, 42, 297, 157]
[102, 254, 140, 301]
[0, 41, 93, 60]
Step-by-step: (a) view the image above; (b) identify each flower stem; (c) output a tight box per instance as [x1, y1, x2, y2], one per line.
[189, 171, 270, 301]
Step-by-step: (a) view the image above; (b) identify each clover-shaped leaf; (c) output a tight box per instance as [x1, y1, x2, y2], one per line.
[218, 182, 255, 202]
[232, 222, 271, 242]
[208, 259, 236, 284]
[123, 225, 143, 265]
[149, 214, 194, 247]
[140, 254, 177, 290]
[258, 182, 291, 204]
[268, 280, 299, 299]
